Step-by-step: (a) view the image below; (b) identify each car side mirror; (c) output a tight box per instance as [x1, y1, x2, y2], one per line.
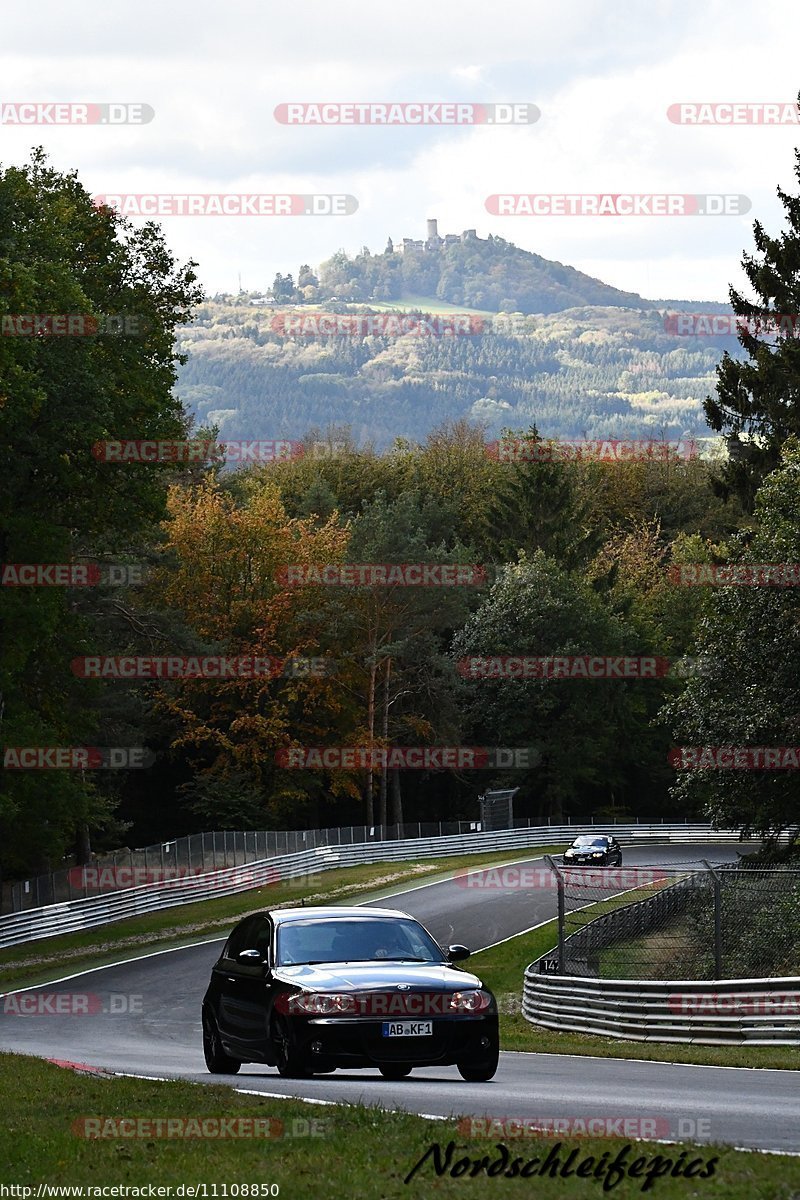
[447, 945, 470, 962]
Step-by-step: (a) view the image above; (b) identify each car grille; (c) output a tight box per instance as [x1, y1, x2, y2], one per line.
[364, 1027, 453, 1062]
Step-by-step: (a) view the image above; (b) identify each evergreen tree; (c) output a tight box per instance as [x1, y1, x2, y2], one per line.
[705, 99, 800, 511]
[661, 439, 800, 840]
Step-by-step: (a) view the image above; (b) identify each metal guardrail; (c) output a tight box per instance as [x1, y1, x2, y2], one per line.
[522, 971, 800, 1044]
[9, 816, 748, 912]
[11, 821, 490, 911]
[0, 823, 740, 949]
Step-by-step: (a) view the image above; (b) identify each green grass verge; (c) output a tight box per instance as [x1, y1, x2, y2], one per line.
[0, 847, 567, 991]
[597, 918, 697, 981]
[470, 922, 800, 1070]
[1, 1054, 798, 1196]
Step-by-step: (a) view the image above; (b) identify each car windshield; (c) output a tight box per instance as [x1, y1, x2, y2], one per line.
[276, 917, 444, 966]
[571, 837, 608, 848]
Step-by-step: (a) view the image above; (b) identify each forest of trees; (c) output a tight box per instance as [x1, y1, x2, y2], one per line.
[177, 302, 738, 449]
[2, 146, 800, 882]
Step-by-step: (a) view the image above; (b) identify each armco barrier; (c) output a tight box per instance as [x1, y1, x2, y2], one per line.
[522, 971, 800, 1044]
[0, 824, 743, 949]
[9, 817, 749, 912]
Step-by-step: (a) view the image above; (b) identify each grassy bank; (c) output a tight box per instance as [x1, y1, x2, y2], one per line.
[1, 1054, 797, 1197]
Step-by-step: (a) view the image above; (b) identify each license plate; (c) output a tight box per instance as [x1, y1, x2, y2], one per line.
[381, 1020, 433, 1037]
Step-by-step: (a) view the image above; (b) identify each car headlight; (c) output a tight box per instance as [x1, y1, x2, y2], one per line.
[447, 989, 493, 1014]
[286, 992, 356, 1015]
[591, 852, 604, 858]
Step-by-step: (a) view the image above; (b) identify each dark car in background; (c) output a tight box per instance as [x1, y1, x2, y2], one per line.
[202, 906, 499, 1082]
[563, 834, 623, 866]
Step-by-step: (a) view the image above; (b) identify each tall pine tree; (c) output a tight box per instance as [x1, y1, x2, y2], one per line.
[706, 95, 800, 511]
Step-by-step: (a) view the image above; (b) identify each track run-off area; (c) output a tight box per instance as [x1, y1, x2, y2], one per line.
[2, 843, 799, 1154]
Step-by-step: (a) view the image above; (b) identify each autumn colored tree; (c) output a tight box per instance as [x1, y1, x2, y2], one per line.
[157, 477, 354, 826]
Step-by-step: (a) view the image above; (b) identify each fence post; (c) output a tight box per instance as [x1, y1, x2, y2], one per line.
[545, 855, 565, 974]
[702, 859, 723, 978]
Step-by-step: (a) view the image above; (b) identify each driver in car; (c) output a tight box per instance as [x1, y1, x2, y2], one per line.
[370, 926, 412, 959]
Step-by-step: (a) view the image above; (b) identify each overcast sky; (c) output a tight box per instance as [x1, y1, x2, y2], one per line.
[3, 0, 800, 303]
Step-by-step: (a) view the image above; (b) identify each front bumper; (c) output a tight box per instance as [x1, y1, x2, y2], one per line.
[564, 855, 612, 865]
[292, 1014, 499, 1067]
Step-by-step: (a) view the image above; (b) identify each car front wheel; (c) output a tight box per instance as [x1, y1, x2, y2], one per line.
[457, 1043, 499, 1082]
[202, 1008, 241, 1075]
[272, 1016, 311, 1079]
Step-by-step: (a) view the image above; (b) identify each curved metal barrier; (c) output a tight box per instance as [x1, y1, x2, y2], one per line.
[522, 970, 800, 1044]
[0, 823, 742, 949]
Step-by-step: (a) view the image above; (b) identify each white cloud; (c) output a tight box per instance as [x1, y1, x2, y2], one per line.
[1, 0, 798, 298]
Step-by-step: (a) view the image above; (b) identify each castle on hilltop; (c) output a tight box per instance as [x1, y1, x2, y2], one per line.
[387, 218, 478, 254]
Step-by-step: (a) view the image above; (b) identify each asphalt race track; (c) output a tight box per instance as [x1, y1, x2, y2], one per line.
[3, 842, 799, 1154]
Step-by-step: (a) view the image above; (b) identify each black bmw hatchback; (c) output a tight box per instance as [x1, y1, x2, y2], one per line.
[563, 834, 623, 866]
[202, 906, 499, 1081]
